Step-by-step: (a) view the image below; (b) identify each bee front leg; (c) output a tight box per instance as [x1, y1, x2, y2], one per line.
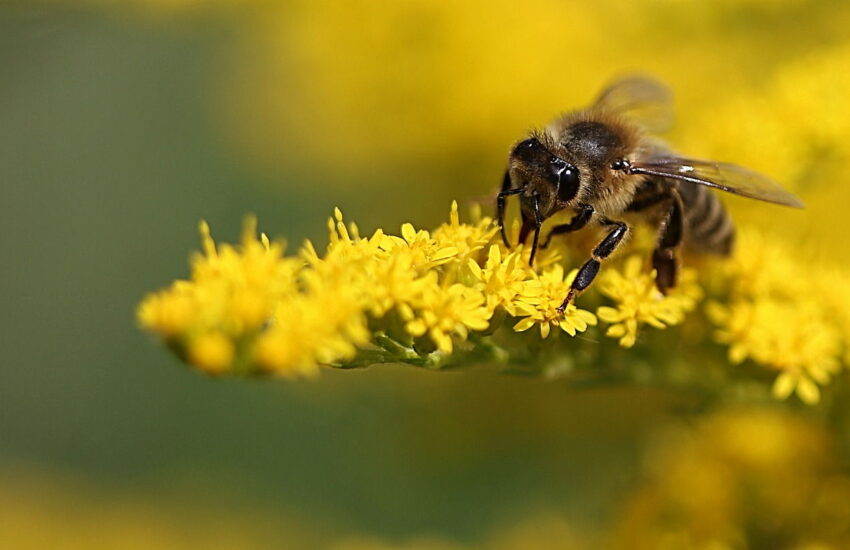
[652, 190, 684, 294]
[497, 170, 525, 247]
[557, 219, 629, 313]
[520, 192, 544, 266]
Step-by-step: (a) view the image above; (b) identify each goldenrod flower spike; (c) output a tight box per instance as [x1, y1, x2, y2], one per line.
[138, 202, 850, 406]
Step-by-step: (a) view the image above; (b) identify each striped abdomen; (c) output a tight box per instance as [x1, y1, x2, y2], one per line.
[677, 181, 735, 255]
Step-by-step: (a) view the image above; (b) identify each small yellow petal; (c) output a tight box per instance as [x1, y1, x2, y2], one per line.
[796, 377, 821, 405]
[401, 223, 416, 243]
[597, 306, 621, 322]
[772, 372, 796, 400]
[559, 321, 577, 336]
[467, 259, 483, 278]
[606, 324, 626, 338]
[620, 333, 637, 348]
[433, 247, 459, 261]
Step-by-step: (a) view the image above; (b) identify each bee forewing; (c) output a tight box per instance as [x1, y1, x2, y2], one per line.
[631, 156, 805, 208]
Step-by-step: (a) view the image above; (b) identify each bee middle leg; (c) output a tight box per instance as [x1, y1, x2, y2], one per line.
[540, 204, 594, 249]
[557, 219, 629, 312]
[652, 190, 684, 294]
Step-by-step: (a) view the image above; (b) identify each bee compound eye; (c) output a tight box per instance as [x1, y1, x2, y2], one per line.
[512, 138, 545, 162]
[557, 165, 580, 202]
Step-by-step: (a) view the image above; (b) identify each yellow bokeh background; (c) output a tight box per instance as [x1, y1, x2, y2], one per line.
[4, 0, 850, 548]
[81, 0, 850, 259]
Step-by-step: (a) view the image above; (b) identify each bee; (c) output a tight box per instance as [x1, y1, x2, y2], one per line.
[497, 76, 803, 313]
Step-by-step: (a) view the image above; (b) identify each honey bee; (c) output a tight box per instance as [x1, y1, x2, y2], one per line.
[497, 76, 803, 313]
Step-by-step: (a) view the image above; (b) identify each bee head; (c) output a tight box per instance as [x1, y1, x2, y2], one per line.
[509, 137, 581, 214]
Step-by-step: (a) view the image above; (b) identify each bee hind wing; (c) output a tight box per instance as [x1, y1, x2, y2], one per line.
[594, 76, 675, 134]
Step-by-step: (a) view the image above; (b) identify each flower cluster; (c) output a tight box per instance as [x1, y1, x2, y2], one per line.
[138, 202, 697, 376]
[597, 256, 701, 348]
[707, 231, 849, 404]
[137, 218, 302, 374]
[139, 200, 850, 404]
[611, 408, 850, 549]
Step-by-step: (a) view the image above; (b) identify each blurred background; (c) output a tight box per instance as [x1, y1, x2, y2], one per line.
[3, 1, 850, 548]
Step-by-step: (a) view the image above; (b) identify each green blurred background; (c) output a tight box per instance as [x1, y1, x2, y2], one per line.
[2, 1, 849, 548]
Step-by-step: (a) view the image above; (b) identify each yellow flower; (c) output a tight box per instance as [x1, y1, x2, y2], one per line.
[136, 285, 195, 337]
[137, 217, 299, 364]
[467, 245, 534, 316]
[188, 332, 235, 375]
[596, 256, 702, 348]
[381, 222, 458, 272]
[707, 228, 850, 404]
[613, 408, 846, 550]
[432, 201, 497, 265]
[512, 264, 597, 339]
[254, 290, 370, 377]
[708, 299, 841, 405]
[401, 274, 491, 354]
[719, 230, 796, 300]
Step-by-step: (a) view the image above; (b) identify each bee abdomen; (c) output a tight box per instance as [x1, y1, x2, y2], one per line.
[680, 183, 735, 255]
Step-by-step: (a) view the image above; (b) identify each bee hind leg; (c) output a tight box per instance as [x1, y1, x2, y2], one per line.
[652, 190, 684, 294]
[557, 219, 629, 313]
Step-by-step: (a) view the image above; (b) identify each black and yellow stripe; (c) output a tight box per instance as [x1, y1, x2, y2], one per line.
[678, 182, 735, 255]
[627, 178, 735, 256]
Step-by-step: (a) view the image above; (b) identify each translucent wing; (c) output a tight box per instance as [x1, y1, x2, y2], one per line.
[630, 156, 804, 208]
[594, 76, 675, 133]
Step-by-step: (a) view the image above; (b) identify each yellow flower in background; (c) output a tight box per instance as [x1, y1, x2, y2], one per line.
[709, 299, 841, 405]
[683, 41, 850, 188]
[705, 228, 849, 404]
[612, 408, 850, 550]
[111, 0, 850, 209]
[7, 406, 849, 549]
